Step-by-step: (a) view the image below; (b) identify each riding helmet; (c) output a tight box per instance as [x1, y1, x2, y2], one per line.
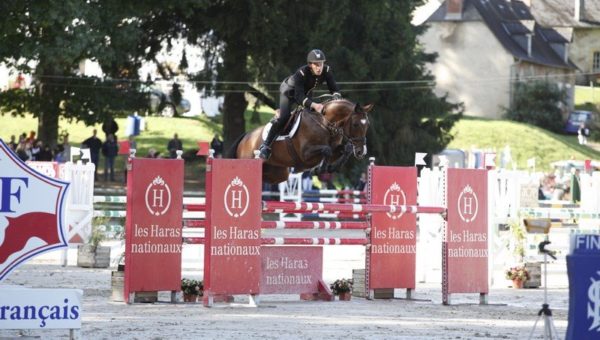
[307, 49, 326, 63]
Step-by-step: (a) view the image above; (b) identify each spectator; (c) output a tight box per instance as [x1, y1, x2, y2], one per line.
[7, 135, 17, 151]
[30, 140, 41, 161]
[128, 135, 137, 151]
[167, 133, 183, 159]
[577, 123, 589, 145]
[102, 115, 119, 140]
[60, 134, 71, 163]
[36, 142, 53, 161]
[301, 171, 313, 191]
[102, 134, 119, 181]
[15, 140, 30, 161]
[82, 129, 103, 179]
[354, 171, 367, 191]
[26, 130, 36, 144]
[210, 134, 224, 158]
[318, 172, 335, 190]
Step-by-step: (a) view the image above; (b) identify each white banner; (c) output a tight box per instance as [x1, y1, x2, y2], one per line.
[0, 288, 83, 329]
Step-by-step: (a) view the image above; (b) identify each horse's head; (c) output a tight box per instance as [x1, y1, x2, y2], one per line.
[322, 99, 373, 159]
[344, 103, 373, 159]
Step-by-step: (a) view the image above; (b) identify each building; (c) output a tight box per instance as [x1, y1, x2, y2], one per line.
[527, 0, 600, 85]
[420, 0, 576, 119]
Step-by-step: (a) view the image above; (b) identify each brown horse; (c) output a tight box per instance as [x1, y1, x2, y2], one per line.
[230, 99, 373, 184]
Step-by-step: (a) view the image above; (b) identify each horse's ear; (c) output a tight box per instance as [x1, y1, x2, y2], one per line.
[362, 104, 374, 113]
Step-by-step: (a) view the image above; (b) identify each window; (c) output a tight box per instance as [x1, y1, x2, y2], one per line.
[594, 51, 600, 72]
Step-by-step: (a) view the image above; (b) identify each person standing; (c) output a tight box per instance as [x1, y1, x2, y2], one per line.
[82, 129, 103, 180]
[577, 123, 589, 145]
[7, 135, 17, 151]
[210, 134, 224, 158]
[102, 134, 119, 181]
[102, 115, 119, 140]
[167, 133, 183, 159]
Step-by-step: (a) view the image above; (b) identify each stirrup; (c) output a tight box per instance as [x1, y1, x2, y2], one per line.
[258, 144, 272, 160]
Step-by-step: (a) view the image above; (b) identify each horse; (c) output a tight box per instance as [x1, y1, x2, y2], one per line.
[229, 99, 373, 184]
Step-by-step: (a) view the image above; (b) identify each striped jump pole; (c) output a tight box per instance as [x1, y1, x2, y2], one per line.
[186, 237, 369, 246]
[263, 201, 445, 215]
[261, 237, 369, 245]
[303, 189, 365, 196]
[520, 207, 600, 220]
[183, 220, 369, 230]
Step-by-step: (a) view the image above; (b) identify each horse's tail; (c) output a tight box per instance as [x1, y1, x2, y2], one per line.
[225, 133, 246, 159]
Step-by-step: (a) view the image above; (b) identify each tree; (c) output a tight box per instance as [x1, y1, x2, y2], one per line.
[0, 1, 181, 147]
[504, 81, 566, 133]
[311, 1, 462, 167]
[185, 0, 461, 167]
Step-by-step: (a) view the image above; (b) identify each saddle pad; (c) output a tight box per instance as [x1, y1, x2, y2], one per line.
[262, 113, 303, 142]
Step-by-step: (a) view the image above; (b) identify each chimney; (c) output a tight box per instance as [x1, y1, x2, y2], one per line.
[574, 0, 583, 21]
[446, 0, 463, 20]
[527, 34, 532, 57]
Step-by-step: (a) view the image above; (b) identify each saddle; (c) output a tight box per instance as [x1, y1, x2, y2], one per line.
[277, 106, 304, 135]
[263, 107, 305, 141]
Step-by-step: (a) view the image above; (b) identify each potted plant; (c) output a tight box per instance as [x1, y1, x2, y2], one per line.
[181, 278, 203, 302]
[505, 265, 530, 289]
[330, 278, 353, 301]
[77, 217, 111, 268]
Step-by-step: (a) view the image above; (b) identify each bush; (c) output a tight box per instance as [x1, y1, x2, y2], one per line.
[504, 81, 566, 132]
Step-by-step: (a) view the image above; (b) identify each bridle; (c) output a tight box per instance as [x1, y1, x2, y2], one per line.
[341, 113, 369, 159]
[305, 98, 369, 159]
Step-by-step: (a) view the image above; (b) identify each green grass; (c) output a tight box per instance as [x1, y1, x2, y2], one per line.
[0, 114, 219, 158]
[575, 85, 600, 107]
[3, 107, 599, 176]
[448, 117, 600, 171]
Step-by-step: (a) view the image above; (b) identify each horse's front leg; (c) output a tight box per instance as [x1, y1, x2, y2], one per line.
[327, 143, 353, 173]
[302, 145, 332, 173]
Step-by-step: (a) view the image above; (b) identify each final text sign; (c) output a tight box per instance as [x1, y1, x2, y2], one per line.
[445, 168, 488, 294]
[260, 246, 322, 294]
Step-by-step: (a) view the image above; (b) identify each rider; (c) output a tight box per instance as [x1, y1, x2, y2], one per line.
[258, 49, 342, 160]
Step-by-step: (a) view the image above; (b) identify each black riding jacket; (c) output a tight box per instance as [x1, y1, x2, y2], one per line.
[281, 64, 340, 108]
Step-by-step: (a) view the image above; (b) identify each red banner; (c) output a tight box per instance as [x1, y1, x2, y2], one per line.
[204, 159, 262, 295]
[444, 168, 488, 295]
[260, 246, 323, 294]
[368, 166, 417, 289]
[124, 158, 183, 302]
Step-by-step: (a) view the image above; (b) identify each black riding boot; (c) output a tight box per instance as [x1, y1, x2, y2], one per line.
[258, 118, 283, 160]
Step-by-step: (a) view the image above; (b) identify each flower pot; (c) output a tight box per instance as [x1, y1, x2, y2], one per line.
[183, 293, 198, 302]
[512, 279, 525, 289]
[77, 244, 111, 268]
[338, 292, 352, 301]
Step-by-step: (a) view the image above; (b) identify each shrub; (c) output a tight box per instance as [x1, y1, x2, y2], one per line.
[504, 81, 566, 132]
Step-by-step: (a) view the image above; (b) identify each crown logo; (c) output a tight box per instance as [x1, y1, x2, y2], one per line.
[464, 185, 473, 194]
[152, 176, 165, 186]
[389, 182, 401, 192]
[231, 177, 243, 186]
